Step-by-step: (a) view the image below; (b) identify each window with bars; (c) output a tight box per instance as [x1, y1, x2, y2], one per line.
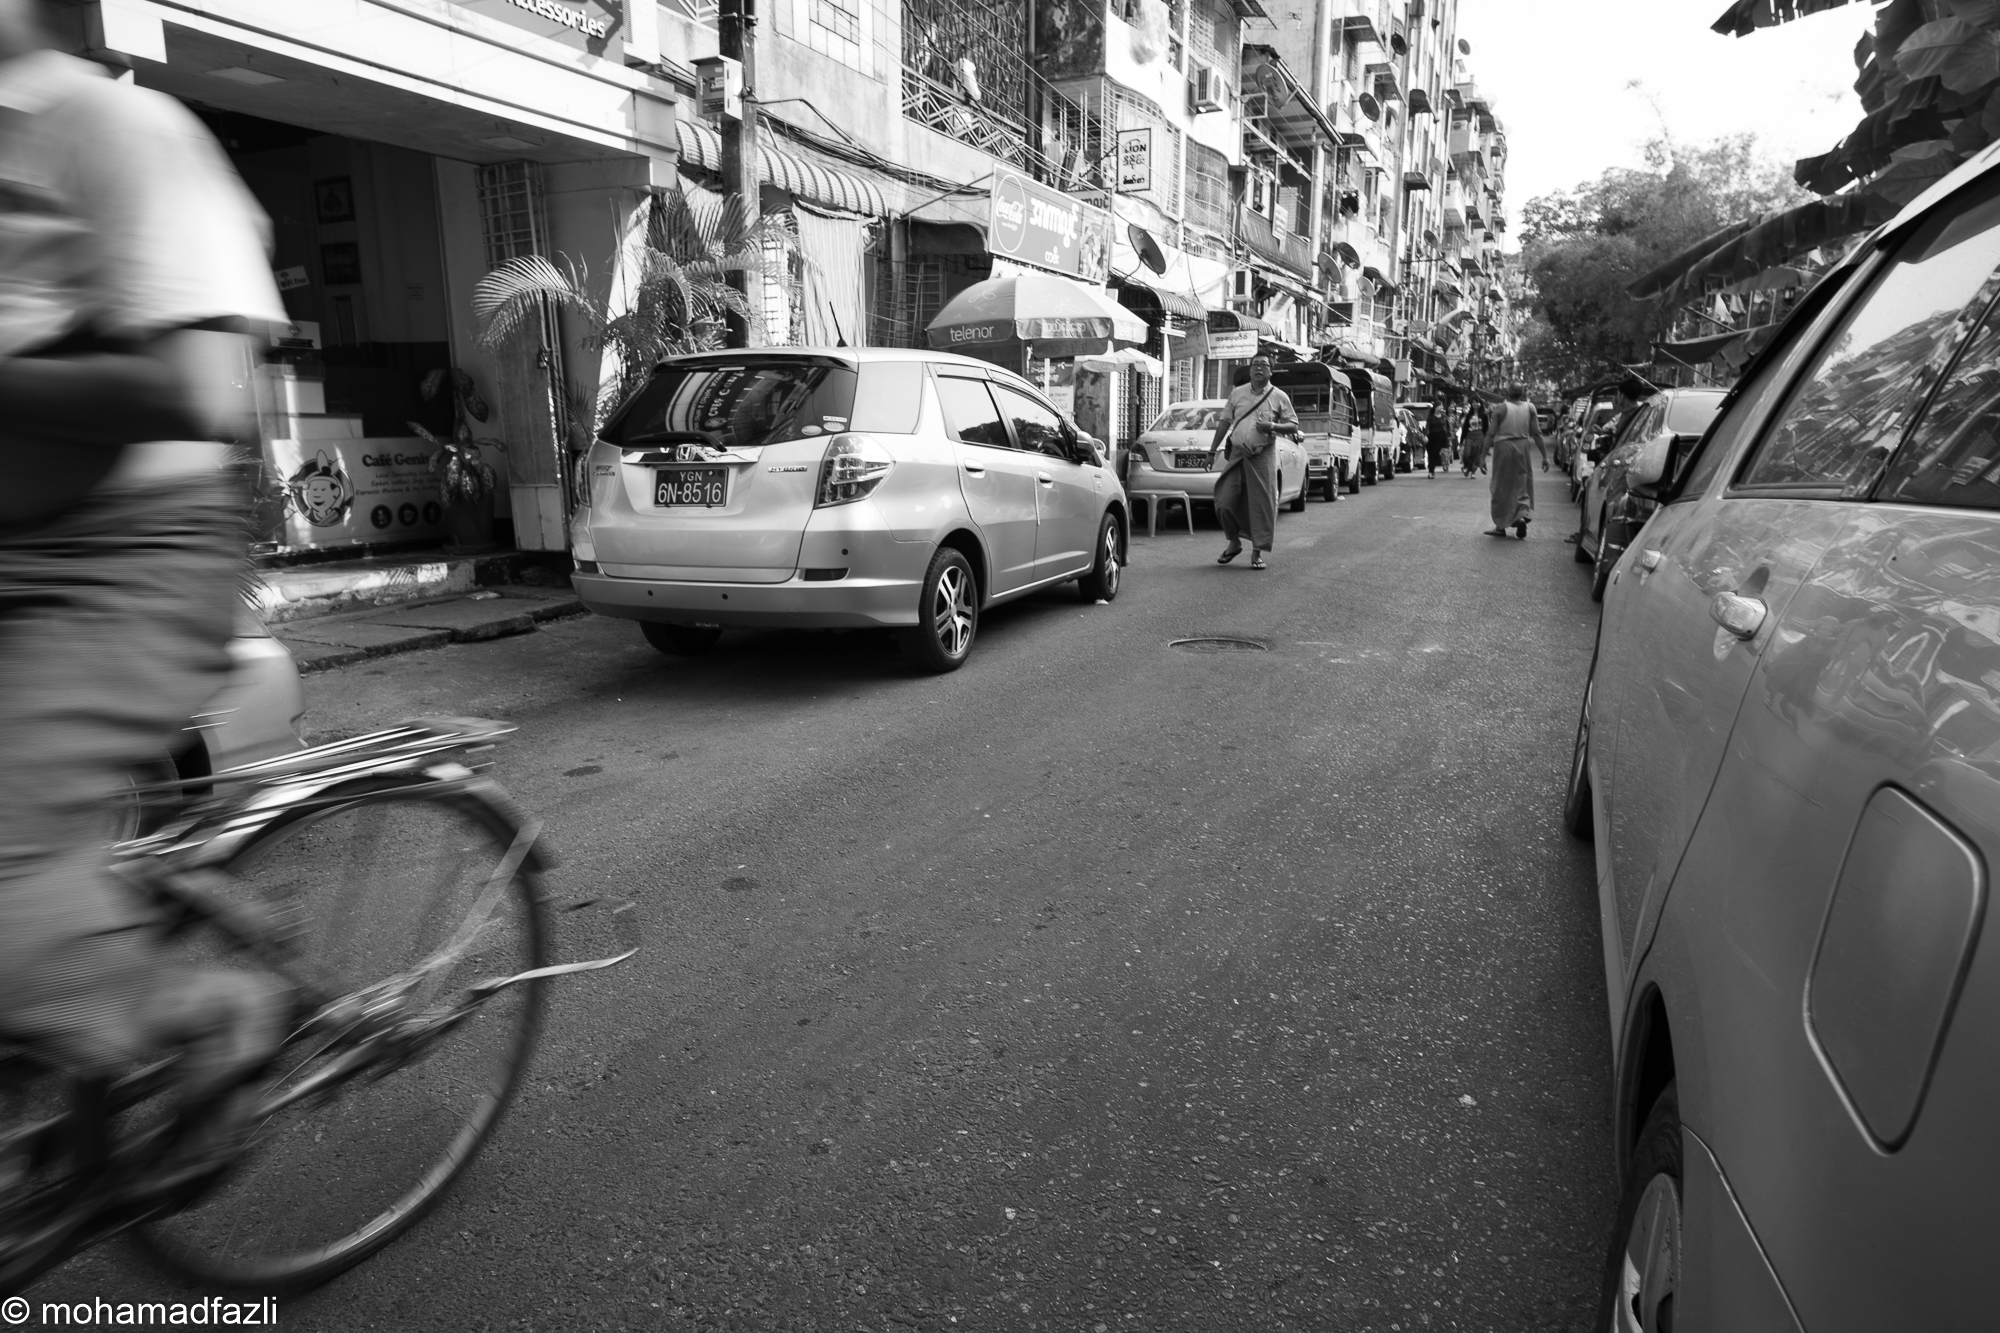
[475, 161, 548, 267]
[1185, 140, 1230, 238]
[811, 0, 861, 45]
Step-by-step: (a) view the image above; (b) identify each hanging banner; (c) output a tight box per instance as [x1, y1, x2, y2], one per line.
[1117, 129, 1152, 192]
[987, 167, 1111, 285]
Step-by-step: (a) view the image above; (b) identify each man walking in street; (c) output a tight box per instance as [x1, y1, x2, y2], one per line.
[1484, 384, 1545, 539]
[1210, 354, 1296, 571]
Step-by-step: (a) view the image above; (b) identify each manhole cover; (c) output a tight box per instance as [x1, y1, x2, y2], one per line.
[1169, 636, 1270, 653]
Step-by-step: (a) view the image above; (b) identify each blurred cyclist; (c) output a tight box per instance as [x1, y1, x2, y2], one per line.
[0, 0, 287, 1163]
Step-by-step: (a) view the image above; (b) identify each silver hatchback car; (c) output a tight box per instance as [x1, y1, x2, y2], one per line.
[568, 349, 1128, 671]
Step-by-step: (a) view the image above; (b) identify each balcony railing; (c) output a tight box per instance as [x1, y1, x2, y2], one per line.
[902, 69, 1033, 172]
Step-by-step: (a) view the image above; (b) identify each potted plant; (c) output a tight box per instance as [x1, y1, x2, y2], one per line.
[409, 367, 505, 552]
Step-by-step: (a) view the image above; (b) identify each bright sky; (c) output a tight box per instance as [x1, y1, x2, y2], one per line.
[1454, 0, 1878, 230]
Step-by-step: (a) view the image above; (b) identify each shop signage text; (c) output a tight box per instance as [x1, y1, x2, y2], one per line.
[987, 168, 1109, 285]
[1117, 129, 1151, 193]
[1206, 329, 1259, 360]
[504, 0, 608, 38]
[457, 0, 620, 57]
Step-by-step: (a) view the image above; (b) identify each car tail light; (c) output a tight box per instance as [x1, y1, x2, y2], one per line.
[816, 434, 894, 507]
[572, 450, 591, 507]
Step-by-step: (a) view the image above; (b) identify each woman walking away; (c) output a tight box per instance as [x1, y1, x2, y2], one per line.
[1485, 384, 1545, 539]
[1210, 355, 1297, 571]
[1426, 407, 1451, 478]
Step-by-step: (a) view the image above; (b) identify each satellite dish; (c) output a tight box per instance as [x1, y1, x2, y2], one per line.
[1357, 92, 1381, 122]
[1127, 224, 1167, 276]
[1255, 63, 1287, 101]
[1458, 37, 1471, 54]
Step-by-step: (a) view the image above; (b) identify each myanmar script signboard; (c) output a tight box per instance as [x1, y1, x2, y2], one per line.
[986, 168, 1110, 286]
[458, 0, 622, 58]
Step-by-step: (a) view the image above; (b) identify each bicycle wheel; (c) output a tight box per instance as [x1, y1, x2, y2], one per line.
[137, 781, 548, 1292]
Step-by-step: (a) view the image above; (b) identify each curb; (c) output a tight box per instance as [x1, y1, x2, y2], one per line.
[279, 591, 588, 674]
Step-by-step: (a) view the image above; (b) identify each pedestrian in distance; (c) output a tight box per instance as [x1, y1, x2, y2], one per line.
[1426, 406, 1451, 478]
[1210, 354, 1297, 571]
[1485, 383, 1546, 539]
[1460, 408, 1487, 477]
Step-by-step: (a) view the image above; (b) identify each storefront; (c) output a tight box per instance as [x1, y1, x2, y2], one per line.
[69, 0, 676, 554]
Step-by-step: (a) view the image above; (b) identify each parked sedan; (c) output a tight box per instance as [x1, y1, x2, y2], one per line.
[1565, 146, 2000, 1330]
[569, 349, 1128, 673]
[1576, 388, 1724, 601]
[1124, 398, 1310, 515]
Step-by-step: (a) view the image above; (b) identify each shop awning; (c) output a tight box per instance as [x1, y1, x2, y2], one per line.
[676, 119, 890, 216]
[1117, 276, 1206, 321]
[1654, 328, 1753, 365]
[1208, 309, 1279, 336]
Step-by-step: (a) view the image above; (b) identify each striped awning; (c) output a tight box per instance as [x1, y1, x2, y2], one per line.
[676, 119, 889, 216]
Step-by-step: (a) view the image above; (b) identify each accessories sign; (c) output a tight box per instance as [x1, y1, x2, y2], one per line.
[987, 168, 1110, 286]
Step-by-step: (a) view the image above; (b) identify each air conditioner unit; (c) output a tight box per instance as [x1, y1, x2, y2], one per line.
[1228, 268, 1255, 303]
[1191, 66, 1227, 113]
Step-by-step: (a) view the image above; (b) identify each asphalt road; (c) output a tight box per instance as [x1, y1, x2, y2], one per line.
[42, 465, 1614, 1331]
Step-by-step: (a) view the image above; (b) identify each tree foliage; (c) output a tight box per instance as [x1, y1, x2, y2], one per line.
[1519, 135, 1806, 387]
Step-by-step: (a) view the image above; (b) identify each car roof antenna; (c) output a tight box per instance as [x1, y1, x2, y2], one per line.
[829, 302, 848, 348]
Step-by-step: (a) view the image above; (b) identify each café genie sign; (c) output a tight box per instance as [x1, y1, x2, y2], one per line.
[987, 168, 1110, 285]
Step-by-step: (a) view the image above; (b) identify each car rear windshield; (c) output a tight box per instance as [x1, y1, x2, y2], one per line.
[1150, 405, 1226, 431]
[602, 358, 923, 448]
[1665, 395, 1723, 434]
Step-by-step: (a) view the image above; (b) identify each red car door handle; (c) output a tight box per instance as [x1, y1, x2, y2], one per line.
[1709, 592, 1767, 640]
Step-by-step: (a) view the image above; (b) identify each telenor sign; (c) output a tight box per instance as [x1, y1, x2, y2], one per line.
[987, 168, 1110, 286]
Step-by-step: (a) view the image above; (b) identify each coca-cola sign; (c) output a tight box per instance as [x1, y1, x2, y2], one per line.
[986, 168, 1109, 285]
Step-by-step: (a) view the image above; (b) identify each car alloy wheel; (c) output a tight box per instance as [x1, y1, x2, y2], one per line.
[934, 563, 973, 655]
[1079, 514, 1121, 602]
[902, 546, 978, 673]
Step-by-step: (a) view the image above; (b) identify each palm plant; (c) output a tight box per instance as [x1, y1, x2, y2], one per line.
[470, 188, 788, 427]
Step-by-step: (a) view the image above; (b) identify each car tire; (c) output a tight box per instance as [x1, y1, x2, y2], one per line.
[641, 623, 722, 656]
[1345, 466, 1360, 495]
[1574, 526, 1594, 563]
[900, 545, 978, 673]
[1078, 513, 1122, 603]
[1289, 473, 1308, 513]
[1563, 670, 1594, 840]
[1323, 471, 1341, 502]
[1598, 1083, 1682, 1333]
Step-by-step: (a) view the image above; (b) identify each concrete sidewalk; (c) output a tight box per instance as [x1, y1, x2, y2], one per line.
[275, 585, 585, 673]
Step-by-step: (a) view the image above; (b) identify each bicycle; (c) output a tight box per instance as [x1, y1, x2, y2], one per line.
[1, 717, 633, 1297]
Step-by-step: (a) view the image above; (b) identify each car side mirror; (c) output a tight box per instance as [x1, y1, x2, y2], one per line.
[1629, 433, 1672, 487]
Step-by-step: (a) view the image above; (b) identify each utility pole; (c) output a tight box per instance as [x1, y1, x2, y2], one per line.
[719, 0, 760, 349]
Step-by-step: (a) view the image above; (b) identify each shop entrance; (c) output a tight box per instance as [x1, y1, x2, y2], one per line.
[198, 108, 481, 555]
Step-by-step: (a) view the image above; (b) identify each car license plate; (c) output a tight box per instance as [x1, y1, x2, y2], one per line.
[655, 468, 728, 507]
[1175, 452, 1211, 470]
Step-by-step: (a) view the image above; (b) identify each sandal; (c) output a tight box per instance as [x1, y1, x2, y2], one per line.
[1514, 520, 1529, 539]
[1248, 552, 1267, 570]
[1485, 528, 1509, 538]
[1217, 546, 1242, 564]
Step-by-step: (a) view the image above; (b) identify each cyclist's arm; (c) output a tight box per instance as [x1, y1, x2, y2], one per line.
[0, 325, 259, 447]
